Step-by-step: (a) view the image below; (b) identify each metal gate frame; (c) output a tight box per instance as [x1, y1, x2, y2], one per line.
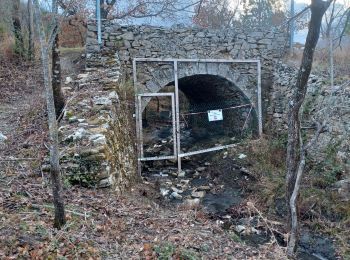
[133, 58, 262, 175]
[137, 93, 177, 161]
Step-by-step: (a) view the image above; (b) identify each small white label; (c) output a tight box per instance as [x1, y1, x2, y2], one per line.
[208, 109, 223, 121]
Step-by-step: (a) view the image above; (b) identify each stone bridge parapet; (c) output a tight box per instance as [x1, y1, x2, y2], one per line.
[85, 22, 288, 128]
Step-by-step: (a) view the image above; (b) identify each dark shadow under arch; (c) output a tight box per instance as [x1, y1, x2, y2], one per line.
[164, 74, 259, 152]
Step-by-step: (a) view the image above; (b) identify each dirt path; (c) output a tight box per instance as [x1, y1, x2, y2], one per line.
[0, 49, 84, 156]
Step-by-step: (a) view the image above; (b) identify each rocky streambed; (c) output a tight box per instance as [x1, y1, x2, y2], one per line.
[141, 150, 338, 260]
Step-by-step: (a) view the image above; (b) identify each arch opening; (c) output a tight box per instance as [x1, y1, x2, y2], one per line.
[141, 74, 258, 157]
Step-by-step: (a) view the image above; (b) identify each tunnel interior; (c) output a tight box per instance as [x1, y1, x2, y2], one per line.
[141, 74, 258, 157]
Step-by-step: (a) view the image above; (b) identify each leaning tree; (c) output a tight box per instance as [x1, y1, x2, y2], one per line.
[285, 0, 332, 256]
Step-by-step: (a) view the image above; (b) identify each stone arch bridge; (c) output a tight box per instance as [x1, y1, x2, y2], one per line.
[86, 22, 288, 133]
[55, 22, 290, 187]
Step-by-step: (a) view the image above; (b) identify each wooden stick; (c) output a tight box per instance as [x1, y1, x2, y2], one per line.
[0, 158, 38, 162]
[30, 203, 91, 218]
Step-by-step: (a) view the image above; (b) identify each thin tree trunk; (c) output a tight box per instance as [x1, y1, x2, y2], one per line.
[52, 0, 65, 118]
[287, 122, 326, 256]
[285, 0, 331, 256]
[28, 0, 35, 60]
[12, 0, 24, 58]
[100, 0, 108, 19]
[33, 0, 66, 229]
[329, 32, 334, 88]
[52, 34, 65, 118]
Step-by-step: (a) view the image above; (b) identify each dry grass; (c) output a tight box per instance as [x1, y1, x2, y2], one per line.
[286, 44, 350, 82]
[234, 136, 350, 258]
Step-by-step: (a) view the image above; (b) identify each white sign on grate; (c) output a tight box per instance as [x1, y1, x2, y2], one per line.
[208, 109, 223, 121]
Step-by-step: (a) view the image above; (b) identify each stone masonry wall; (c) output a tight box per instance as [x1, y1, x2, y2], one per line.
[271, 62, 350, 200]
[55, 22, 289, 188]
[59, 22, 349, 194]
[85, 21, 288, 125]
[86, 22, 287, 67]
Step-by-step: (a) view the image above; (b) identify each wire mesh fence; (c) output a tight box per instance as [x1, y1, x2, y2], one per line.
[179, 100, 258, 154]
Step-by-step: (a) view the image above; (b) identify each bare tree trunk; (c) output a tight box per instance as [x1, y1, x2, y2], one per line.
[100, 0, 116, 19]
[100, 0, 108, 19]
[52, 34, 65, 118]
[285, 0, 331, 257]
[329, 32, 334, 88]
[12, 0, 24, 58]
[287, 122, 326, 256]
[52, 0, 65, 118]
[33, 0, 66, 229]
[28, 0, 35, 60]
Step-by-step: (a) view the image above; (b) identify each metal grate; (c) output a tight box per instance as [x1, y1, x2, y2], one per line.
[134, 58, 262, 175]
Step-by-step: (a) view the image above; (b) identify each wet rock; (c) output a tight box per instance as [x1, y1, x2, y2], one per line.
[198, 185, 211, 191]
[203, 189, 242, 214]
[180, 179, 190, 186]
[185, 198, 200, 206]
[171, 186, 183, 194]
[158, 128, 172, 139]
[235, 225, 246, 233]
[178, 171, 186, 177]
[192, 191, 206, 198]
[298, 231, 336, 260]
[192, 128, 209, 139]
[77, 73, 89, 79]
[170, 192, 182, 200]
[196, 167, 206, 172]
[170, 172, 178, 177]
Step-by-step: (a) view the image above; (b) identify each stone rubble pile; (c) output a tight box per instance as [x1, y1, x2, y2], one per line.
[145, 163, 213, 205]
